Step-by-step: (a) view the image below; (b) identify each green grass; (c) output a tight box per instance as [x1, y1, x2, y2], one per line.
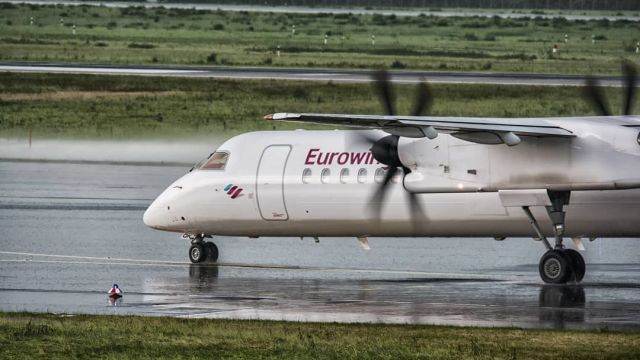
[0, 312, 639, 359]
[1, 3, 639, 74]
[0, 72, 636, 139]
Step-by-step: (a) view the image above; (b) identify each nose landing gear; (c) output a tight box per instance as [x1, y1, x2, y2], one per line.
[186, 234, 219, 263]
[522, 190, 586, 284]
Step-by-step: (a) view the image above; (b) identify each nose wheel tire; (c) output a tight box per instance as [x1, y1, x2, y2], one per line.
[204, 242, 219, 262]
[188, 242, 219, 263]
[539, 250, 572, 284]
[189, 244, 206, 263]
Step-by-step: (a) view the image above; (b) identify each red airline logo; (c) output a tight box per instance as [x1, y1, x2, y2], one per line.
[224, 184, 243, 199]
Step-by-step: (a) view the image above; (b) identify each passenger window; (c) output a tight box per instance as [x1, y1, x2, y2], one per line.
[357, 168, 367, 184]
[339, 168, 350, 184]
[200, 151, 229, 170]
[302, 168, 312, 184]
[321, 168, 331, 184]
[374, 168, 386, 183]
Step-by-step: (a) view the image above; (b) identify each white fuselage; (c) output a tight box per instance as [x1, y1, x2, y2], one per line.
[143, 129, 640, 238]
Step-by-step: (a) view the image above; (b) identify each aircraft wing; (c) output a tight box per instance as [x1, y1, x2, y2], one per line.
[265, 113, 574, 145]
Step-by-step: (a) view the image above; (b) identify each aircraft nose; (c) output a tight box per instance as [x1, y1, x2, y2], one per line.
[143, 202, 164, 230]
[143, 185, 193, 231]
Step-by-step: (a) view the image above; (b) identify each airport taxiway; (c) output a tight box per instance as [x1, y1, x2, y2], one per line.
[1, 153, 640, 330]
[6, 1, 640, 21]
[0, 62, 629, 87]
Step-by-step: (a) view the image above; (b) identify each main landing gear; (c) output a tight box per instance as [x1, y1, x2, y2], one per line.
[522, 190, 586, 284]
[186, 234, 219, 264]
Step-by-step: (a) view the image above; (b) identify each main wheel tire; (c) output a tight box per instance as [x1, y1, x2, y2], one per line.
[189, 244, 206, 263]
[564, 249, 586, 282]
[539, 250, 573, 284]
[204, 242, 219, 262]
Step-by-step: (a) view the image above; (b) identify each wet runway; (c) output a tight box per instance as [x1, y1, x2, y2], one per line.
[1, 155, 640, 330]
[0, 62, 628, 87]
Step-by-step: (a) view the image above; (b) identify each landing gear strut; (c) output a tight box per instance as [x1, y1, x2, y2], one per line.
[522, 190, 586, 284]
[186, 235, 219, 263]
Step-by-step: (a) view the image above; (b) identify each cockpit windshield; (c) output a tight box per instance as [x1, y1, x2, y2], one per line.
[199, 151, 229, 170]
[191, 153, 212, 171]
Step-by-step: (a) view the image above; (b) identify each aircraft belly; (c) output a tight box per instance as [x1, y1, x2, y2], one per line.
[210, 188, 640, 238]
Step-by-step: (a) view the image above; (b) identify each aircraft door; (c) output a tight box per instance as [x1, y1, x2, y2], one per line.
[256, 145, 291, 221]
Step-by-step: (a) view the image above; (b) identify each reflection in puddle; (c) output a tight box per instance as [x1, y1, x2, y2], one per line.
[108, 296, 124, 307]
[188, 264, 219, 291]
[539, 285, 586, 327]
[134, 267, 640, 330]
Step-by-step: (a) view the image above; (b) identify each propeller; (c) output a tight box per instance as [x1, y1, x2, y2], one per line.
[365, 70, 431, 228]
[411, 80, 433, 117]
[623, 61, 637, 116]
[583, 61, 638, 116]
[372, 70, 396, 116]
[583, 76, 611, 116]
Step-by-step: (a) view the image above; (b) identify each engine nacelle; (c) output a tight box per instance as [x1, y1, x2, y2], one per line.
[399, 124, 640, 193]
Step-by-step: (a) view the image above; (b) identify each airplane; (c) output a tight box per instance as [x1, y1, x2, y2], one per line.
[143, 65, 640, 284]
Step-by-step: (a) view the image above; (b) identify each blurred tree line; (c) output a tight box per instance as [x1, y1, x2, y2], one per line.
[158, 0, 639, 11]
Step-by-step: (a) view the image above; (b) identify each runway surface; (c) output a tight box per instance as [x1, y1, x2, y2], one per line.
[7, 1, 640, 21]
[0, 62, 627, 87]
[1, 141, 640, 330]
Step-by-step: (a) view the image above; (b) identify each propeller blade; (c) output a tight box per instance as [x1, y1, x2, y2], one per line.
[372, 69, 396, 116]
[347, 130, 380, 148]
[583, 77, 611, 116]
[411, 81, 433, 117]
[369, 166, 398, 219]
[623, 61, 637, 115]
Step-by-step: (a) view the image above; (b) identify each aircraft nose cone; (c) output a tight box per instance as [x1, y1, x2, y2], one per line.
[144, 182, 194, 232]
[143, 203, 161, 229]
[143, 201, 173, 230]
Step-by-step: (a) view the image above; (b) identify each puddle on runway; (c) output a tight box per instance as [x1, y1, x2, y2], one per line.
[139, 264, 639, 331]
[1, 253, 640, 330]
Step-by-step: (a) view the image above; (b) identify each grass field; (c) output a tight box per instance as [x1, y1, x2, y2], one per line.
[1, 3, 639, 74]
[0, 312, 639, 359]
[0, 72, 635, 139]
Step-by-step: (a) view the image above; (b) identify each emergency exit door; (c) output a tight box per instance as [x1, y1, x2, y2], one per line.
[256, 145, 291, 221]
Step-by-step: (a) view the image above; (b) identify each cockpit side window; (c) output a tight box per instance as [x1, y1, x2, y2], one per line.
[200, 151, 229, 170]
[191, 153, 213, 171]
